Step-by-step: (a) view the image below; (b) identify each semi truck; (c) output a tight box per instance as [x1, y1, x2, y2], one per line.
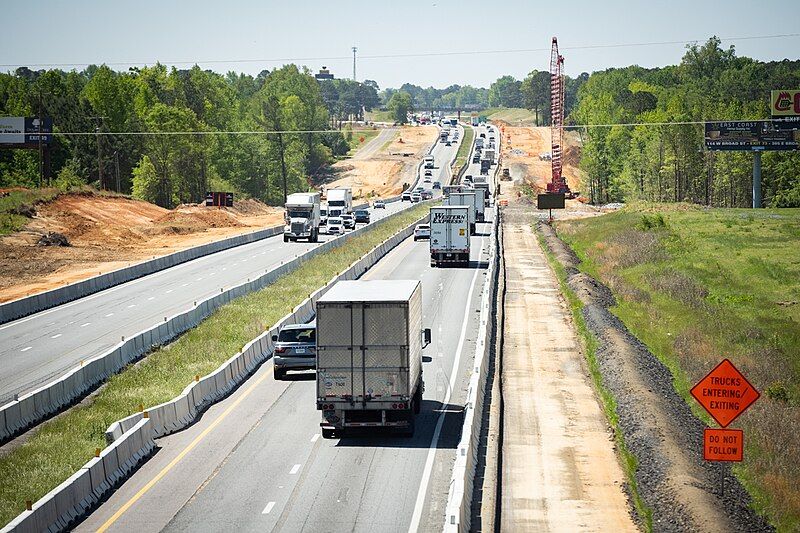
[446, 191, 477, 234]
[284, 192, 321, 242]
[473, 176, 491, 205]
[327, 187, 353, 218]
[316, 280, 430, 438]
[430, 205, 470, 267]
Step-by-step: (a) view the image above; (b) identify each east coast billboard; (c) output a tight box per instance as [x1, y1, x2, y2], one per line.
[0, 117, 53, 145]
[771, 90, 800, 117]
[705, 120, 799, 151]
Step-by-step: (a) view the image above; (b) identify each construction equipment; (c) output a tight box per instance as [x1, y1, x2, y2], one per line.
[547, 37, 576, 199]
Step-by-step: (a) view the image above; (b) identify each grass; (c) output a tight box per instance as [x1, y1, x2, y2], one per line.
[478, 107, 539, 126]
[0, 188, 61, 235]
[0, 202, 430, 527]
[453, 125, 475, 178]
[345, 127, 381, 155]
[364, 109, 394, 123]
[534, 223, 653, 531]
[554, 203, 800, 531]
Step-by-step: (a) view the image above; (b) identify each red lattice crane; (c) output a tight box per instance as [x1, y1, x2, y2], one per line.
[547, 37, 571, 196]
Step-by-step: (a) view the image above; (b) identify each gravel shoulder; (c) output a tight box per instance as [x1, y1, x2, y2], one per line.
[537, 221, 772, 532]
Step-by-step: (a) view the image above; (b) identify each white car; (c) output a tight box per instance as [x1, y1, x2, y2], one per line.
[423, 177, 432, 184]
[411, 192, 421, 203]
[414, 224, 431, 241]
[327, 217, 344, 235]
[342, 213, 356, 229]
[374, 200, 386, 209]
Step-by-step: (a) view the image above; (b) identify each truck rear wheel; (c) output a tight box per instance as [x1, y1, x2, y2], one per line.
[413, 385, 422, 414]
[322, 428, 336, 439]
[273, 367, 284, 380]
[283, 235, 289, 243]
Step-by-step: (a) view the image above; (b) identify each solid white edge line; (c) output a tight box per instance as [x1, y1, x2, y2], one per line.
[407, 231, 487, 533]
[262, 501, 276, 514]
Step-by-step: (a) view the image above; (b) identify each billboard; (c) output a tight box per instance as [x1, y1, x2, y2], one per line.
[205, 191, 234, 207]
[0, 117, 53, 144]
[704, 121, 799, 151]
[537, 193, 565, 210]
[771, 90, 800, 117]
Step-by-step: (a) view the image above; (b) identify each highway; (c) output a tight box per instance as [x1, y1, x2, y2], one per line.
[0, 127, 461, 404]
[77, 192, 494, 533]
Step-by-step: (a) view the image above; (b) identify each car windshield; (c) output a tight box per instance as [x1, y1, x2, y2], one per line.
[287, 209, 310, 218]
[417, 225, 430, 230]
[329, 218, 342, 224]
[356, 210, 369, 216]
[278, 327, 315, 343]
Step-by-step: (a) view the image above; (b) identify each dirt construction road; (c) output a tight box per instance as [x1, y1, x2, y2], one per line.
[500, 205, 635, 532]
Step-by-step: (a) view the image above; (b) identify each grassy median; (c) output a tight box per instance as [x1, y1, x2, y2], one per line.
[453, 125, 475, 176]
[0, 202, 429, 526]
[555, 203, 800, 531]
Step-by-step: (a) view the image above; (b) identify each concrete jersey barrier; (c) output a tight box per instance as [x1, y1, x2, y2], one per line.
[0, 212, 428, 533]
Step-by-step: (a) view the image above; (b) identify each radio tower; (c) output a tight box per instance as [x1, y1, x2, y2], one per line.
[548, 37, 570, 195]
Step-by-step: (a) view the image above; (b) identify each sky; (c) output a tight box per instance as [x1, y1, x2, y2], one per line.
[1, 0, 799, 90]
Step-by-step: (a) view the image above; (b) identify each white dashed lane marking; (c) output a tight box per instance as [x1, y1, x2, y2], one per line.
[289, 464, 301, 475]
[20, 346, 32, 352]
[51, 333, 62, 339]
[262, 502, 275, 515]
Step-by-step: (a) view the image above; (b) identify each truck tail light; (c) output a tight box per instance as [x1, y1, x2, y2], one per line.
[275, 346, 285, 353]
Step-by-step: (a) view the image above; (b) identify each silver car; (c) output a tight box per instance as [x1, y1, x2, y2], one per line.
[272, 321, 316, 379]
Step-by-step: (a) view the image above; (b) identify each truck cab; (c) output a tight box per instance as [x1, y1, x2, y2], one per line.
[284, 192, 321, 242]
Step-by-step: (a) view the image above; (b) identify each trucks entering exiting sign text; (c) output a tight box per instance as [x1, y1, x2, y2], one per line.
[284, 192, 321, 242]
[430, 205, 470, 267]
[316, 280, 429, 438]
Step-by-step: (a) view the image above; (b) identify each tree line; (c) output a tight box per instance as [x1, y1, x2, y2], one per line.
[570, 37, 800, 207]
[0, 64, 380, 207]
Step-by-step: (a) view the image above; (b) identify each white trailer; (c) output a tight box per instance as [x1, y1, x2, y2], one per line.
[327, 188, 353, 218]
[445, 191, 477, 234]
[430, 205, 470, 267]
[473, 176, 491, 206]
[284, 192, 321, 242]
[316, 280, 429, 438]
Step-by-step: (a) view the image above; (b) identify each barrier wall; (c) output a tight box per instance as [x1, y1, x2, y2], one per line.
[0, 202, 412, 443]
[442, 206, 500, 532]
[1, 211, 428, 533]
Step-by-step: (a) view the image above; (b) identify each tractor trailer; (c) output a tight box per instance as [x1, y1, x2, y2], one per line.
[327, 187, 353, 218]
[316, 280, 429, 438]
[284, 192, 321, 242]
[445, 191, 477, 234]
[430, 205, 470, 267]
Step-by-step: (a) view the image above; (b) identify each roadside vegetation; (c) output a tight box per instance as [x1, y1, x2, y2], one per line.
[479, 107, 539, 126]
[453, 125, 475, 175]
[0, 202, 429, 526]
[555, 203, 800, 530]
[343, 126, 380, 155]
[0, 188, 60, 235]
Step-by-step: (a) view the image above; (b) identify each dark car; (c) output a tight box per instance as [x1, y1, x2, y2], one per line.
[354, 209, 371, 223]
[272, 321, 316, 379]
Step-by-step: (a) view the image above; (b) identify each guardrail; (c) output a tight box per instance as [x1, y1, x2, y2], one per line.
[0, 210, 428, 533]
[443, 205, 501, 532]
[0, 201, 404, 443]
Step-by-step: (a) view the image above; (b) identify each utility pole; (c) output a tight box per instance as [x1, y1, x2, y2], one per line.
[352, 46, 357, 81]
[753, 150, 762, 208]
[113, 150, 121, 192]
[90, 116, 106, 189]
[38, 88, 43, 188]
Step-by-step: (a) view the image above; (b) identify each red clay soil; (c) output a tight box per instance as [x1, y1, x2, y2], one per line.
[0, 192, 283, 302]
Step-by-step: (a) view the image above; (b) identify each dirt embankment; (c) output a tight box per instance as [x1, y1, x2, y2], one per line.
[319, 125, 436, 199]
[0, 192, 283, 302]
[494, 123, 584, 195]
[536, 222, 771, 532]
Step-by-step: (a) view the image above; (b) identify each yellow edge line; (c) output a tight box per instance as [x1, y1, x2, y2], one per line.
[96, 370, 272, 532]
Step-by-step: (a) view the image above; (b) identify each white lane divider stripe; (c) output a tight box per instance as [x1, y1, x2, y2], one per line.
[127, 304, 136, 308]
[80, 322, 91, 327]
[407, 234, 486, 533]
[289, 464, 301, 475]
[21, 346, 32, 352]
[166, 290, 173, 294]
[105, 313, 114, 317]
[147, 297, 155, 301]
[51, 333, 62, 339]
[262, 501, 276, 515]
[310, 434, 320, 443]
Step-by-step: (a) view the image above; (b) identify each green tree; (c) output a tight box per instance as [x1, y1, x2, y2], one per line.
[387, 91, 413, 124]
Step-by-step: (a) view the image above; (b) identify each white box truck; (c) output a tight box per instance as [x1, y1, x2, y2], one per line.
[284, 192, 321, 242]
[473, 176, 491, 206]
[316, 280, 430, 438]
[327, 187, 353, 218]
[446, 191, 477, 234]
[430, 205, 470, 267]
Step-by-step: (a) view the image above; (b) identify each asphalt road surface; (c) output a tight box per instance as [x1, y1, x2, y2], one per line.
[77, 210, 495, 533]
[0, 127, 462, 403]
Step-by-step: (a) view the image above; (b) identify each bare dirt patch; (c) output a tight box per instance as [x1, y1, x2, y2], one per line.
[320, 125, 436, 200]
[0, 193, 283, 302]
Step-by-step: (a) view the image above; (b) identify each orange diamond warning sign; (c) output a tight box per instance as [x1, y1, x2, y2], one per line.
[690, 359, 760, 428]
[704, 428, 744, 462]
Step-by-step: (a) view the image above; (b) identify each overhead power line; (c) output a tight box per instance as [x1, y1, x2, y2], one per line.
[0, 119, 792, 137]
[1, 33, 798, 69]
